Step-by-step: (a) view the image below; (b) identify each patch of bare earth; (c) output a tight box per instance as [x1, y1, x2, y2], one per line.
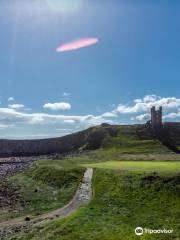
[0, 181, 25, 210]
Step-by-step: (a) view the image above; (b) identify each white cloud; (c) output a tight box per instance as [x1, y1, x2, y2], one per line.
[143, 95, 157, 103]
[135, 113, 150, 122]
[110, 95, 180, 122]
[64, 119, 76, 124]
[134, 99, 142, 104]
[43, 102, 71, 111]
[102, 112, 117, 118]
[30, 115, 44, 124]
[8, 97, 14, 102]
[8, 104, 25, 109]
[114, 95, 180, 114]
[62, 92, 70, 97]
[163, 111, 180, 119]
[0, 107, 111, 127]
[0, 124, 10, 129]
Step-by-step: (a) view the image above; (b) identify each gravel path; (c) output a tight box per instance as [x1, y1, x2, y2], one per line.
[0, 168, 93, 239]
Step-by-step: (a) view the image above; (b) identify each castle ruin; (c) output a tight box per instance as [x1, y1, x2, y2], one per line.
[149, 106, 162, 127]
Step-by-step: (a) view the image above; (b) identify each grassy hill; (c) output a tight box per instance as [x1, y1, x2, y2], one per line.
[1, 124, 180, 239]
[101, 125, 171, 153]
[2, 122, 180, 157]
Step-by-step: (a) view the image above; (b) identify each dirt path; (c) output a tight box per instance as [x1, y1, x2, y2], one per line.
[0, 168, 93, 238]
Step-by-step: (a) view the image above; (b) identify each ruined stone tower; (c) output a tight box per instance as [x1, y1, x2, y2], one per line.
[150, 106, 162, 126]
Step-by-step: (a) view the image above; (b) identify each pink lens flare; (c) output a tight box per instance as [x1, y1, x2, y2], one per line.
[56, 38, 99, 52]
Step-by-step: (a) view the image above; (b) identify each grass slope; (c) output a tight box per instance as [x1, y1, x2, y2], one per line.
[101, 125, 171, 154]
[10, 168, 180, 240]
[0, 163, 84, 221]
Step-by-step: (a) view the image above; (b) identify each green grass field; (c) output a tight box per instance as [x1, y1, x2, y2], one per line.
[82, 160, 180, 172]
[9, 167, 180, 240]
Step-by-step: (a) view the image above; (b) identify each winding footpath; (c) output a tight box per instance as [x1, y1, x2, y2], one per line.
[0, 168, 93, 239]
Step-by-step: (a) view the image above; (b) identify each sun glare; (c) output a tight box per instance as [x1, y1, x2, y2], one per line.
[56, 38, 99, 52]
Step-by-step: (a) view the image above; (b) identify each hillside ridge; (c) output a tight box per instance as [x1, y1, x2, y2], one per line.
[0, 123, 180, 157]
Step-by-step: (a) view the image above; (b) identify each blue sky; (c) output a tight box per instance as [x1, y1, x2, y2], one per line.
[0, 0, 180, 139]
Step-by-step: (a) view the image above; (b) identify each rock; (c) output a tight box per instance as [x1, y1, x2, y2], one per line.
[25, 216, 31, 221]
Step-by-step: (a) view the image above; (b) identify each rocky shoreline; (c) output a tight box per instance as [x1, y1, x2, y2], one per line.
[0, 151, 84, 180]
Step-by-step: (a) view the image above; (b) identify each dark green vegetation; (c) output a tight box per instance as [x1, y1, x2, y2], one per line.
[0, 163, 83, 221]
[9, 169, 180, 240]
[162, 123, 180, 152]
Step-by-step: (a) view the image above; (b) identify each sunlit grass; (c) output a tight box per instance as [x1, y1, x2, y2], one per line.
[82, 160, 180, 172]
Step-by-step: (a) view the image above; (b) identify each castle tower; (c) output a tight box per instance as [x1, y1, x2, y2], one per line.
[150, 106, 162, 127]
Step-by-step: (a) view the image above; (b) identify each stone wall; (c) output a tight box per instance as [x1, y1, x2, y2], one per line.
[0, 129, 90, 157]
[0, 124, 118, 157]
